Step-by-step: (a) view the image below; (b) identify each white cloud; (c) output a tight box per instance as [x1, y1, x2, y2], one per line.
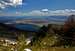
[0, 0, 23, 9]
[23, 9, 75, 16]
[10, 0, 22, 5]
[28, 10, 43, 16]
[0, 3, 5, 9]
[41, 9, 49, 12]
[0, 9, 75, 16]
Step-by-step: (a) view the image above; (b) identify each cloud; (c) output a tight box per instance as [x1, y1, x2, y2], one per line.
[10, 0, 22, 5]
[22, 9, 75, 16]
[0, 11, 23, 16]
[0, 0, 23, 9]
[41, 9, 49, 12]
[0, 3, 5, 9]
[27, 10, 43, 16]
[0, 9, 75, 16]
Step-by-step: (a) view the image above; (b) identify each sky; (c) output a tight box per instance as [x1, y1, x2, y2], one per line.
[0, 0, 75, 16]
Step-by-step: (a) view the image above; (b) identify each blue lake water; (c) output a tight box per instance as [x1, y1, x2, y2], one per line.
[15, 24, 40, 32]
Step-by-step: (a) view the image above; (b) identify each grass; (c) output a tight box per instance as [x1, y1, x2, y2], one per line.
[31, 47, 75, 51]
[0, 34, 75, 51]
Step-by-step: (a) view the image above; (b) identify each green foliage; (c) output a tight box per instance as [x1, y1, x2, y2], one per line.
[0, 46, 11, 51]
[17, 34, 27, 51]
[41, 35, 58, 47]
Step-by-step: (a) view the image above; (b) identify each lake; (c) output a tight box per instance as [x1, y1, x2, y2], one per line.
[15, 24, 40, 32]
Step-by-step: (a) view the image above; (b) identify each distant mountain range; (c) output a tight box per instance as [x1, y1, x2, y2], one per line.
[0, 16, 68, 25]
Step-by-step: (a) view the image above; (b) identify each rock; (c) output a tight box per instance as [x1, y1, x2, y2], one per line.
[24, 48, 32, 51]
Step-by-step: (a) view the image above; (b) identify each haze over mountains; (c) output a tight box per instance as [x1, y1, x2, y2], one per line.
[0, 16, 68, 25]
